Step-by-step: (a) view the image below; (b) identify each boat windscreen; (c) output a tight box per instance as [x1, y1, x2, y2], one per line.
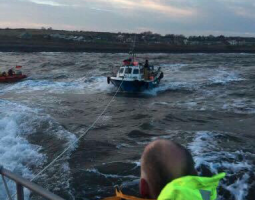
[133, 69, 139, 74]
[119, 68, 124, 73]
[125, 68, 132, 74]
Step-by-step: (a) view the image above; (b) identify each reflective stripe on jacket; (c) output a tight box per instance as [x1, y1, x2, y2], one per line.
[158, 173, 226, 200]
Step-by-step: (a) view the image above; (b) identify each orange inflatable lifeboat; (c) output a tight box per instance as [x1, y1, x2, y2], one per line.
[0, 65, 27, 83]
[0, 74, 27, 83]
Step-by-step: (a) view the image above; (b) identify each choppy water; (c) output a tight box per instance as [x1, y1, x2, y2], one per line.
[0, 52, 255, 200]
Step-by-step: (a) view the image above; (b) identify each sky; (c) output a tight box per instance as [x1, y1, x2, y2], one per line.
[0, 0, 255, 36]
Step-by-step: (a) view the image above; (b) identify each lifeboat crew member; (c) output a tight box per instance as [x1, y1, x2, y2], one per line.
[144, 60, 150, 80]
[140, 140, 225, 200]
[144, 60, 149, 69]
[123, 58, 132, 66]
[8, 69, 14, 76]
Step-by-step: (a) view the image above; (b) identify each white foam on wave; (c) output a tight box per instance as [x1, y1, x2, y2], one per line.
[132, 161, 141, 167]
[146, 65, 245, 95]
[86, 168, 137, 179]
[160, 63, 188, 72]
[0, 100, 77, 199]
[144, 80, 198, 96]
[224, 173, 249, 200]
[142, 63, 200, 95]
[189, 131, 254, 200]
[222, 99, 255, 114]
[81, 76, 114, 93]
[151, 101, 169, 106]
[120, 179, 140, 188]
[2, 80, 81, 93]
[209, 69, 244, 85]
[2, 76, 114, 95]
[116, 143, 134, 149]
[0, 100, 45, 199]
[151, 101, 198, 110]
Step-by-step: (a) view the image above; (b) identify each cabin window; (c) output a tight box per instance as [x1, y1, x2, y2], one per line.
[119, 68, 124, 73]
[133, 69, 139, 74]
[125, 68, 132, 74]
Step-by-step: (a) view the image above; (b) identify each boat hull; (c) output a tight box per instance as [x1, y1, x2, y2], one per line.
[110, 78, 160, 92]
[0, 75, 27, 83]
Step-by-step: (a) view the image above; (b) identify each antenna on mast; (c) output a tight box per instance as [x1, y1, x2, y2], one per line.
[129, 34, 137, 62]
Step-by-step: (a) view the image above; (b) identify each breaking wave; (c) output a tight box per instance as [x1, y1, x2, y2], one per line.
[209, 69, 244, 85]
[0, 100, 77, 199]
[1, 76, 114, 94]
[144, 66, 244, 96]
[189, 131, 255, 200]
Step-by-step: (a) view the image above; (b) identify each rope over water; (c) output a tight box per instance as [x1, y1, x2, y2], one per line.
[32, 79, 124, 181]
[7, 78, 124, 200]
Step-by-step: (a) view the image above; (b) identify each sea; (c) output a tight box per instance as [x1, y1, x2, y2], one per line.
[0, 52, 254, 200]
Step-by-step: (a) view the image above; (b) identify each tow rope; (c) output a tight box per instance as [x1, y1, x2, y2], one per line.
[8, 78, 124, 200]
[31, 79, 124, 182]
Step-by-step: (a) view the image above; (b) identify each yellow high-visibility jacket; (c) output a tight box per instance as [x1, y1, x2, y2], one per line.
[158, 173, 226, 200]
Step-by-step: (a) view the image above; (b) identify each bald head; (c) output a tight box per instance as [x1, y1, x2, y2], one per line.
[140, 140, 197, 198]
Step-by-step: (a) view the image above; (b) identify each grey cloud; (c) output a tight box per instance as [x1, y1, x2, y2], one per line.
[0, 0, 254, 36]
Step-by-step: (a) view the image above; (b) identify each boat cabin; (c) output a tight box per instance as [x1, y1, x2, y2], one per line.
[117, 65, 144, 80]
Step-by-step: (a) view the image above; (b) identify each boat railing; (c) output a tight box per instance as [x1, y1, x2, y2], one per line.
[0, 166, 64, 200]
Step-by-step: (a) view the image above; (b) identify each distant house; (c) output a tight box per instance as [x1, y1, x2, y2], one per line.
[188, 41, 200, 45]
[126, 38, 133, 43]
[19, 32, 32, 39]
[43, 35, 51, 39]
[116, 34, 124, 42]
[183, 39, 188, 45]
[50, 33, 63, 39]
[228, 40, 238, 46]
[76, 36, 84, 41]
[238, 40, 247, 46]
[203, 41, 224, 46]
[245, 41, 255, 46]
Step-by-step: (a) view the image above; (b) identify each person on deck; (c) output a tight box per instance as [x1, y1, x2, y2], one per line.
[123, 58, 132, 66]
[1, 71, 7, 77]
[144, 60, 149, 69]
[8, 69, 14, 76]
[140, 140, 225, 200]
[144, 60, 150, 80]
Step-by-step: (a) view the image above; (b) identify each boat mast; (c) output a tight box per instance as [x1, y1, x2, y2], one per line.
[129, 35, 136, 62]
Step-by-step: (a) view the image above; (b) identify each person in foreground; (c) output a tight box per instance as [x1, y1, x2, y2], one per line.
[140, 140, 225, 200]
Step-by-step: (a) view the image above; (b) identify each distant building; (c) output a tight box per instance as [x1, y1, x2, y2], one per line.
[19, 32, 32, 39]
[245, 41, 255, 46]
[50, 33, 63, 39]
[238, 40, 247, 46]
[183, 39, 188, 45]
[117, 34, 124, 42]
[141, 35, 146, 41]
[227, 40, 238, 46]
[126, 38, 133, 43]
[188, 41, 200, 45]
[76, 36, 84, 41]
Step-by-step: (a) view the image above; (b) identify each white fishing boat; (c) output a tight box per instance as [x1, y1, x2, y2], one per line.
[107, 54, 163, 92]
